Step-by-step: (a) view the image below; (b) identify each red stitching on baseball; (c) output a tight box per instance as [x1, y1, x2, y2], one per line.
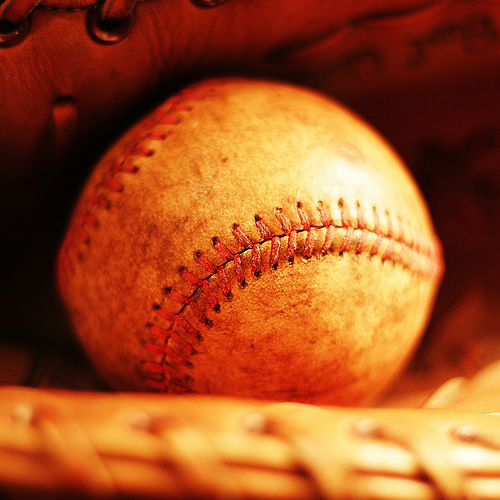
[251, 244, 263, 277]
[179, 268, 203, 288]
[254, 215, 273, 240]
[144, 201, 443, 393]
[232, 224, 253, 248]
[57, 83, 214, 288]
[270, 236, 281, 270]
[195, 251, 218, 275]
[233, 254, 246, 287]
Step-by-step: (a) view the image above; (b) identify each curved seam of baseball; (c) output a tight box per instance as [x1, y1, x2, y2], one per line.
[144, 198, 443, 393]
[57, 79, 444, 393]
[57, 83, 213, 283]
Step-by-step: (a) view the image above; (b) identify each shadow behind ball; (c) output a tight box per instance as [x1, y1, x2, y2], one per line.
[58, 78, 443, 405]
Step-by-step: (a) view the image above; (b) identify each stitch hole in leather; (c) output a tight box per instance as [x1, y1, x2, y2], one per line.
[190, 0, 228, 8]
[46, 96, 79, 174]
[0, 17, 30, 47]
[86, 2, 133, 44]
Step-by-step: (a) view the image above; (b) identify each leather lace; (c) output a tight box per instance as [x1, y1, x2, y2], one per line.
[0, 0, 141, 24]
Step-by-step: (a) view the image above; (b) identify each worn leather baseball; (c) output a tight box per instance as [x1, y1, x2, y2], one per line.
[58, 78, 443, 405]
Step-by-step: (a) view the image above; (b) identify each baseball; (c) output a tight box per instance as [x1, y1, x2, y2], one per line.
[58, 78, 443, 405]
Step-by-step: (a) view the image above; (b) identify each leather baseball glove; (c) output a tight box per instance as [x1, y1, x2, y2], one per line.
[0, 376, 500, 499]
[0, 1, 499, 497]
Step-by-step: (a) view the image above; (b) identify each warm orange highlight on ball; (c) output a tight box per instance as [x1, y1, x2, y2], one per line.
[58, 78, 443, 405]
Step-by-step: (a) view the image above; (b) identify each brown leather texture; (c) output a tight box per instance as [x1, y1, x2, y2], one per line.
[0, 384, 499, 499]
[0, 1, 499, 496]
